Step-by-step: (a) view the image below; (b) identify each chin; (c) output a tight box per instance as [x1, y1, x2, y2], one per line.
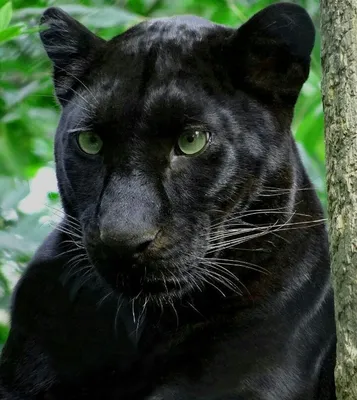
[92, 252, 201, 303]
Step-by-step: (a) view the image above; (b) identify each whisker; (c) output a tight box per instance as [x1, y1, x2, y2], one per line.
[131, 290, 143, 324]
[50, 223, 83, 240]
[210, 206, 294, 228]
[194, 266, 242, 296]
[193, 270, 226, 297]
[54, 81, 93, 111]
[55, 66, 99, 106]
[199, 257, 268, 274]
[96, 290, 114, 309]
[56, 245, 85, 259]
[210, 209, 312, 230]
[169, 299, 179, 328]
[114, 294, 124, 337]
[198, 262, 245, 289]
[47, 213, 83, 235]
[187, 301, 206, 320]
[261, 185, 317, 193]
[205, 261, 251, 296]
[65, 260, 91, 283]
[45, 204, 81, 224]
[137, 296, 149, 328]
[67, 266, 95, 298]
[184, 270, 204, 292]
[208, 217, 325, 252]
[61, 239, 85, 250]
[207, 226, 278, 253]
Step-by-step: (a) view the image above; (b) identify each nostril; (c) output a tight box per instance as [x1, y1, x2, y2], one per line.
[100, 228, 160, 256]
[136, 239, 154, 253]
[135, 229, 160, 253]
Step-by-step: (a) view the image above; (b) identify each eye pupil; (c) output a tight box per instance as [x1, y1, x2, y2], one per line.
[187, 135, 195, 143]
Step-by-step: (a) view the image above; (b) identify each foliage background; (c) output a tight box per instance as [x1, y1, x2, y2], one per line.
[0, 0, 324, 346]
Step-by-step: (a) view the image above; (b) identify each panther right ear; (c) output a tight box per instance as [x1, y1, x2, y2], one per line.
[40, 7, 105, 105]
[223, 3, 315, 108]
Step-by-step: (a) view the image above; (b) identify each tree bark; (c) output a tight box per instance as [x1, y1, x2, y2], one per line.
[320, 1, 357, 399]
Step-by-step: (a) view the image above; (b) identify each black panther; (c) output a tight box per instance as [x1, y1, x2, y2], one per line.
[0, 3, 336, 399]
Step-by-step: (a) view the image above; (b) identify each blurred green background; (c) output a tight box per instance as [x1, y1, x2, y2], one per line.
[0, 0, 324, 346]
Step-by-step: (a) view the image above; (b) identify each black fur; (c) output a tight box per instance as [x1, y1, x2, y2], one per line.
[0, 3, 336, 399]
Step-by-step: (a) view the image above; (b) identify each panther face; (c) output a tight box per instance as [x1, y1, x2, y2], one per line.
[40, 4, 315, 301]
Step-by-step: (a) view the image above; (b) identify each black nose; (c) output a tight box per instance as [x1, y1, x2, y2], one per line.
[100, 226, 159, 255]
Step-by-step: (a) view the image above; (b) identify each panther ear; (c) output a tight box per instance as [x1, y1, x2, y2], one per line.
[40, 7, 105, 105]
[225, 3, 315, 106]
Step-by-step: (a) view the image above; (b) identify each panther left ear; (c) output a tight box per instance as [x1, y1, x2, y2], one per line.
[225, 3, 315, 106]
[40, 7, 105, 105]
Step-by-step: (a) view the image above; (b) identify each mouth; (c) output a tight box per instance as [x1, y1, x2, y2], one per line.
[114, 266, 196, 301]
[84, 227, 209, 301]
[91, 250, 197, 301]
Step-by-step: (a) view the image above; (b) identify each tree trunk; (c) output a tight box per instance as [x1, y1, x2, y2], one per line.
[320, 1, 357, 399]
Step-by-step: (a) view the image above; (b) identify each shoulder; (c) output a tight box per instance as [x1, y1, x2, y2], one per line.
[9, 229, 71, 330]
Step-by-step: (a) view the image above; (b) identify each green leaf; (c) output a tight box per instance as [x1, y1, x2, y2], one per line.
[15, 5, 143, 28]
[0, 24, 22, 42]
[0, 269, 10, 297]
[2, 81, 40, 108]
[0, 322, 9, 346]
[0, 231, 36, 253]
[0, 2, 12, 31]
[0, 177, 29, 211]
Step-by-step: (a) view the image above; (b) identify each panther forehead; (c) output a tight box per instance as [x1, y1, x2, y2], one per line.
[111, 15, 229, 55]
[147, 15, 218, 29]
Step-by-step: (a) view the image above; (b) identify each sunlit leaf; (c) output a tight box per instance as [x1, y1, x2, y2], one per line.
[0, 24, 22, 42]
[0, 2, 12, 30]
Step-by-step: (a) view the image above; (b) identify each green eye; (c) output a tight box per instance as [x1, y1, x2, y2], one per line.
[77, 132, 103, 155]
[177, 129, 210, 156]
